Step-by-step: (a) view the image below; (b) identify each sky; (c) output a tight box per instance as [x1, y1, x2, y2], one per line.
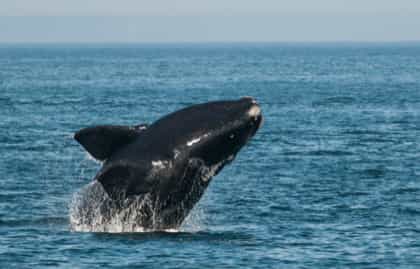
[1, 0, 420, 42]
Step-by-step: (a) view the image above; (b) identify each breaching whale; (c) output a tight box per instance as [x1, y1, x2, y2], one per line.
[74, 97, 262, 230]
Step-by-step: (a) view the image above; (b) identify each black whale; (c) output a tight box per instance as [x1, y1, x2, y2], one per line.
[74, 97, 262, 230]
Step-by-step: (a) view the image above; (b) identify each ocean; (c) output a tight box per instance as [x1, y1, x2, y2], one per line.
[1, 43, 420, 268]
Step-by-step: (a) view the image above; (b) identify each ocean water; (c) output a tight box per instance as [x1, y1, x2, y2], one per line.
[1, 43, 420, 268]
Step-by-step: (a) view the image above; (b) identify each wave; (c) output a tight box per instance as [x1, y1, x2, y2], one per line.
[312, 96, 356, 107]
[0, 216, 68, 227]
[280, 150, 353, 157]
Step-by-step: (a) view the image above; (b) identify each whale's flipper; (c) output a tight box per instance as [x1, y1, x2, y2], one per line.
[74, 124, 148, 161]
[96, 164, 154, 200]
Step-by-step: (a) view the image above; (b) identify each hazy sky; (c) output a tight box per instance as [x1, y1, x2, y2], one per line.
[1, 0, 419, 42]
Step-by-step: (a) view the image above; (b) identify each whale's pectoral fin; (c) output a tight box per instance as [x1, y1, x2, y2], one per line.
[96, 165, 153, 200]
[74, 124, 147, 161]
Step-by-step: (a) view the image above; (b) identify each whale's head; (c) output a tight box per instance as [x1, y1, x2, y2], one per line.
[151, 97, 263, 167]
[185, 97, 262, 166]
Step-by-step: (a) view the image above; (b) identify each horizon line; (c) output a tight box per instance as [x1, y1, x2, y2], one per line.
[1, 40, 420, 45]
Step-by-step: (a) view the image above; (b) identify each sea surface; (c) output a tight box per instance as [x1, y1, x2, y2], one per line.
[1, 43, 420, 268]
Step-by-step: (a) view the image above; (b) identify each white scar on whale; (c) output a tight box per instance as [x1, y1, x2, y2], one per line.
[187, 137, 201, 146]
[186, 133, 210, 147]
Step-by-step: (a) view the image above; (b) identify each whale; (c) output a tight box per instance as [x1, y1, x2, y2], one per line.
[74, 97, 262, 230]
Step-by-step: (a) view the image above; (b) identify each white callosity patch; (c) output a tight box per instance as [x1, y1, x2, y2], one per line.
[247, 105, 261, 118]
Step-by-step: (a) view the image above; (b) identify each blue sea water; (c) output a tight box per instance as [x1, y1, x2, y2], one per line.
[1, 43, 420, 268]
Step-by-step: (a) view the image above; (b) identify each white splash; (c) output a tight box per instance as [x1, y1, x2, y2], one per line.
[180, 203, 205, 233]
[69, 180, 205, 233]
[69, 181, 156, 233]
